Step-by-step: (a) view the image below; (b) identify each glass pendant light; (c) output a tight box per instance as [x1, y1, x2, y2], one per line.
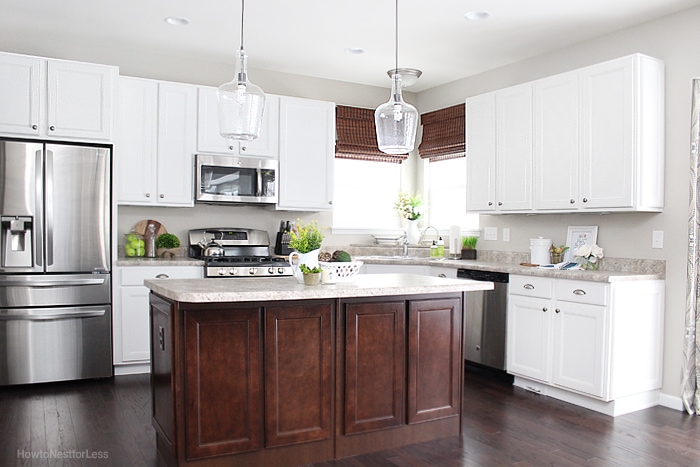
[375, 0, 418, 155]
[218, 0, 265, 142]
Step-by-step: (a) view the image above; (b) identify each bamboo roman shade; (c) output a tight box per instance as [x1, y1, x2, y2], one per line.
[418, 104, 466, 162]
[335, 105, 409, 163]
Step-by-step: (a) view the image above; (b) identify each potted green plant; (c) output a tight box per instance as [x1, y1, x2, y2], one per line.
[288, 219, 325, 283]
[155, 233, 181, 258]
[461, 236, 478, 260]
[550, 244, 569, 264]
[300, 263, 322, 285]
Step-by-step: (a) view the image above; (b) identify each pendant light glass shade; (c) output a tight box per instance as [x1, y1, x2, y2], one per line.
[375, 73, 418, 154]
[217, 0, 265, 142]
[375, 0, 418, 155]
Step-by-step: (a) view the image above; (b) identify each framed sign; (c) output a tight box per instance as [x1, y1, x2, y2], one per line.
[564, 226, 598, 262]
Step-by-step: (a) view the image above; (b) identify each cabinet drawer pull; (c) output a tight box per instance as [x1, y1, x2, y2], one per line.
[573, 289, 586, 295]
[523, 284, 535, 289]
[555, 308, 561, 313]
[155, 274, 170, 279]
[438, 274, 447, 278]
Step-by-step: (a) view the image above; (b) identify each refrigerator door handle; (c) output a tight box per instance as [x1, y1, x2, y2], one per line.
[0, 277, 107, 288]
[35, 149, 44, 268]
[0, 306, 107, 321]
[45, 149, 54, 267]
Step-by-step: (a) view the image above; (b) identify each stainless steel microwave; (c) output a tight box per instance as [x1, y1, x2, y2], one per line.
[195, 154, 278, 205]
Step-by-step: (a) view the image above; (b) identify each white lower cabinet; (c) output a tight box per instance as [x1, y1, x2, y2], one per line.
[113, 266, 201, 374]
[507, 274, 664, 416]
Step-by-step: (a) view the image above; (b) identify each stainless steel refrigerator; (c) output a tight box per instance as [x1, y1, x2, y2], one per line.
[0, 140, 112, 386]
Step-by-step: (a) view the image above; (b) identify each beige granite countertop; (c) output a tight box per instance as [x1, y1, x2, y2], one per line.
[144, 273, 493, 303]
[116, 257, 204, 267]
[357, 257, 664, 282]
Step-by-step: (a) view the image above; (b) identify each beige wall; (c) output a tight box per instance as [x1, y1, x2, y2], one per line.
[417, 7, 700, 403]
[1, 5, 696, 403]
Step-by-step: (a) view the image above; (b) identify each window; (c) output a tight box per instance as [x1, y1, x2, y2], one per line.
[332, 158, 402, 231]
[425, 157, 479, 230]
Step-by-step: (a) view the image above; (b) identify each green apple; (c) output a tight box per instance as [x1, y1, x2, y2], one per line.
[125, 246, 136, 257]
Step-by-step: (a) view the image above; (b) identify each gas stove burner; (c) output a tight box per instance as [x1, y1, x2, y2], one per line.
[188, 228, 293, 278]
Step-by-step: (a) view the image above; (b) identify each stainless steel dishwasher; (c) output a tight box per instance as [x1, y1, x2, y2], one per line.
[457, 269, 509, 370]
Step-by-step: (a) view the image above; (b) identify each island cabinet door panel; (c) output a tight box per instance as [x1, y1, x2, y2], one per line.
[184, 308, 263, 459]
[344, 301, 405, 434]
[264, 302, 333, 448]
[407, 298, 462, 424]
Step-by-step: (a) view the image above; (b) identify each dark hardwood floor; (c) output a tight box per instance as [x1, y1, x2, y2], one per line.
[1, 366, 699, 466]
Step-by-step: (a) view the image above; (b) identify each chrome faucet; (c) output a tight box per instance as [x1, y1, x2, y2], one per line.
[419, 226, 440, 245]
[402, 231, 409, 257]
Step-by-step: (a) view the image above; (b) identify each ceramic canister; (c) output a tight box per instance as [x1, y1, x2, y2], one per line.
[530, 237, 552, 265]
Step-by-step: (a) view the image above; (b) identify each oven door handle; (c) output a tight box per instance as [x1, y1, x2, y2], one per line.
[0, 306, 107, 321]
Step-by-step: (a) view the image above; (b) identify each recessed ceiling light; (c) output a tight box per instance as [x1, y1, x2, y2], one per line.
[344, 47, 365, 55]
[464, 11, 490, 21]
[164, 17, 190, 26]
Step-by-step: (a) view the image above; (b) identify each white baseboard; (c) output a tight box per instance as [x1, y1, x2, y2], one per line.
[114, 363, 150, 376]
[658, 392, 684, 411]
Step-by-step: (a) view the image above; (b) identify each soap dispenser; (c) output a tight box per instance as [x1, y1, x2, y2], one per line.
[430, 240, 438, 258]
[437, 237, 445, 257]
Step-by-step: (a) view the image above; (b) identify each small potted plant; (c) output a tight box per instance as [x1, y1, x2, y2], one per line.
[300, 263, 322, 285]
[550, 244, 569, 264]
[155, 233, 181, 258]
[461, 236, 478, 260]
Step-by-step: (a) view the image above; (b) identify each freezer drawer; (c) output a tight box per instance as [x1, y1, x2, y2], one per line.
[0, 273, 110, 307]
[0, 304, 112, 385]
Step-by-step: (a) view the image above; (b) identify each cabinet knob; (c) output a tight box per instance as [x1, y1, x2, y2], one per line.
[555, 308, 561, 313]
[145, 193, 151, 198]
[160, 194, 165, 198]
[49, 125, 55, 131]
[582, 198, 588, 203]
[542, 307, 547, 312]
[241, 146, 247, 151]
[328, 200, 333, 205]
[570, 199, 575, 204]
[32, 124, 38, 130]
[498, 201, 503, 206]
[488, 202, 493, 206]
[228, 145, 235, 150]
[475, 345, 481, 351]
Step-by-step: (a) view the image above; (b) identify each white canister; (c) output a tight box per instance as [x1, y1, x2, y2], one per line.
[530, 238, 552, 265]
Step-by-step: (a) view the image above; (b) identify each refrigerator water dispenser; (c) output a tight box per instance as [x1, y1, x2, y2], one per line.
[1, 216, 33, 268]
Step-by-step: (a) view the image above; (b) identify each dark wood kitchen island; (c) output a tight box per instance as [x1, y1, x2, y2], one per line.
[145, 274, 493, 467]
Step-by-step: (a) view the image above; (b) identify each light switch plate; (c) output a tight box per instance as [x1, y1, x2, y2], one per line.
[502, 228, 510, 242]
[652, 230, 663, 249]
[484, 227, 498, 241]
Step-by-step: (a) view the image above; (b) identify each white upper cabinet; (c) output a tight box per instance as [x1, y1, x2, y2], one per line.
[277, 96, 335, 211]
[466, 93, 496, 212]
[116, 77, 196, 207]
[466, 84, 533, 212]
[534, 71, 580, 210]
[496, 83, 533, 211]
[0, 52, 116, 141]
[197, 86, 279, 158]
[468, 53, 664, 214]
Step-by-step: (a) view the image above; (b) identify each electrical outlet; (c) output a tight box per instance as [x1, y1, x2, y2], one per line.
[484, 227, 498, 241]
[502, 228, 510, 242]
[652, 230, 664, 249]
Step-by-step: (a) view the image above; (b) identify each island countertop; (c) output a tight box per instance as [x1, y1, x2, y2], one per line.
[144, 273, 493, 303]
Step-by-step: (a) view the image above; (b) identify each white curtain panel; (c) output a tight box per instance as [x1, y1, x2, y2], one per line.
[682, 78, 700, 414]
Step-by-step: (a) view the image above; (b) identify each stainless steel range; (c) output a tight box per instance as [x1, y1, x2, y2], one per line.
[189, 228, 293, 278]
